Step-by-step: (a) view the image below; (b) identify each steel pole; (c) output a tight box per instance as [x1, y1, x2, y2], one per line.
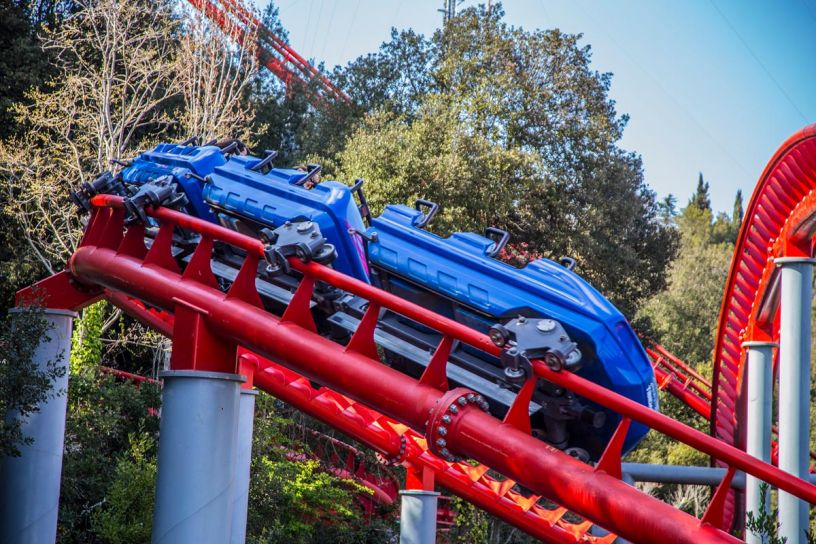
[0, 308, 75, 544]
[152, 370, 243, 544]
[743, 341, 776, 544]
[400, 490, 439, 544]
[230, 388, 257, 544]
[775, 257, 814, 543]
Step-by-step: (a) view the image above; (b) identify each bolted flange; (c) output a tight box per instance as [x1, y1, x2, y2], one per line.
[425, 387, 489, 463]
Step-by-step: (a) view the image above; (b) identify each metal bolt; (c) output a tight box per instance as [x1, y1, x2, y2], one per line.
[440, 448, 450, 457]
[566, 348, 582, 367]
[436, 438, 447, 447]
[284, 221, 292, 228]
[518, 316, 527, 323]
[296, 221, 313, 233]
[466, 393, 475, 402]
[441, 415, 452, 424]
[457, 397, 467, 406]
[504, 367, 525, 380]
[537, 319, 557, 333]
[448, 405, 458, 414]
[438, 426, 447, 436]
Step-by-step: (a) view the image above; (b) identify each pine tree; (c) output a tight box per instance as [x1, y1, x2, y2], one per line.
[690, 173, 711, 210]
[732, 189, 744, 227]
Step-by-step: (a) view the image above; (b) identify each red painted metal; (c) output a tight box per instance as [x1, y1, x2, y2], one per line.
[106, 294, 602, 541]
[47, 194, 816, 543]
[99, 366, 159, 385]
[711, 124, 816, 524]
[185, 0, 351, 105]
[16, 269, 102, 310]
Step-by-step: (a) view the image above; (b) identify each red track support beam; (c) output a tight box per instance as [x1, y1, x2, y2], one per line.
[67, 246, 734, 543]
[60, 195, 816, 543]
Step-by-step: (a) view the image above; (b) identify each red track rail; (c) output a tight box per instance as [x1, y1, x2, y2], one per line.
[185, 0, 350, 105]
[21, 193, 816, 543]
[711, 124, 816, 525]
[645, 340, 712, 419]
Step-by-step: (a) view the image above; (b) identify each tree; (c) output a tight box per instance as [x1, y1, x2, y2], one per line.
[732, 188, 744, 226]
[176, 4, 259, 143]
[336, 4, 676, 316]
[0, 0, 179, 275]
[333, 28, 435, 117]
[690, 173, 711, 211]
[0, 306, 65, 457]
[636, 203, 734, 368]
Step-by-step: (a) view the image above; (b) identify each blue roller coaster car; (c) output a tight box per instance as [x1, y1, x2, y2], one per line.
[119, 143, 658, 460]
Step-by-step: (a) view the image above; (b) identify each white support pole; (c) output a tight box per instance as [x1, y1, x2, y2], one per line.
[775, 256, 814, 543]
[151, 370, 243, 544]
[0, 308, 76, 544]
[230, 388, 257, 544]
[399, 490, 439, 544]
[743, 341, 776, 544]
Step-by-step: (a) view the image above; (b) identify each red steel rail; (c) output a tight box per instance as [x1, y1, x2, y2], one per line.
[21, 193, 816, 543]
[185, 0, 350, 105]
[645, 341, 712, 419]
[711, 124, 816, 525]
[93, 266, 618, 542]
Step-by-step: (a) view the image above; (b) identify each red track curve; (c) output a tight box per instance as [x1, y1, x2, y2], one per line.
[711, 124, 816, 525]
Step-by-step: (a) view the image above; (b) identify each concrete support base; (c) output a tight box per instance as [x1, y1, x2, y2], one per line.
[0, 308, 75, 544]
[399, 489, 439, 544]
[151, 370, 243, 544]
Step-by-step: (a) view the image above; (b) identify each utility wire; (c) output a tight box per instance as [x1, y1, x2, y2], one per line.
[308, 0, 326, 59]
[318, 0, 339, 62]
[568, 0, 753, 181]
[338, 0, 362, 64]
[708, 0, 809, 123]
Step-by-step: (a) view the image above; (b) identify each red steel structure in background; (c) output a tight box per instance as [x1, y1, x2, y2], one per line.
[185, 0, 351, 105]
[19, 174, 816, 542]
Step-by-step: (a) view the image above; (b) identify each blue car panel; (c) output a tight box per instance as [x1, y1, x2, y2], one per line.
[121, 143, 226, 222]
[367, 204, 658, 452]
[203, 155, 369, 282]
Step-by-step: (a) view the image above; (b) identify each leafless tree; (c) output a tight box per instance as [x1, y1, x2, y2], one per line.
[175, 4, 259, 144]
[0, 0, 178, 273]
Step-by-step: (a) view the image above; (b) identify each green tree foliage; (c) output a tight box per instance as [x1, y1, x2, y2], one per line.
[335, 4, 675, 316]
[70, 301, 105, 373]
[58, 368, 161, 543]
[732, 188, 744, 226]
[246, 395, 396, 543]
[90, 434, 157, 544]
[0, 0, 70, 305]
[636, 180, 740, 368]
[0, 0, 68, 139]
[0, 306, 65, 456]
[690, 173, 711, 211]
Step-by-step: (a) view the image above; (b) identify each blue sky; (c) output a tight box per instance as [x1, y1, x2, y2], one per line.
[266, 0, 816, 214]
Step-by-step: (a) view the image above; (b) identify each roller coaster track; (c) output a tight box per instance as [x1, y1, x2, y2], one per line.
[20, 186, 816, 543]
[711, 124, 816, 525]
[185, 0, 351, 105]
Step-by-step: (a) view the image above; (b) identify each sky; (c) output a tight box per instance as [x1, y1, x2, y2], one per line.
[264, 0, 816, 214]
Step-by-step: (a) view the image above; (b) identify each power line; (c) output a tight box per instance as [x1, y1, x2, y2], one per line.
[318, 0, 339, 62]
[708, 0, 809, 123]
[338, 0, 362, 63]
[307, 0, 326, 59]
[568, 0, 753, 180]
